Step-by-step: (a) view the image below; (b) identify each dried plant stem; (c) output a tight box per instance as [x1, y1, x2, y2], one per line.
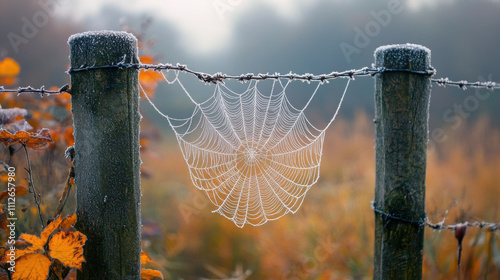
[51, 160, 75, 221]
[22, 144, 45, 228]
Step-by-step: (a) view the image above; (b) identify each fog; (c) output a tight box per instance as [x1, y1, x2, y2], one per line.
[2, 0, 500, 130]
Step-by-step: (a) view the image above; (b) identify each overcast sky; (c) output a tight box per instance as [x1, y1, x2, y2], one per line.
[55, 0, 441, 55]
[2, 0, 500, 128]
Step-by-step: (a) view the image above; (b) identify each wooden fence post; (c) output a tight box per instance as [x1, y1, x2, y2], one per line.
[68, 31, 141, 279]
[373, 44, 431, 279]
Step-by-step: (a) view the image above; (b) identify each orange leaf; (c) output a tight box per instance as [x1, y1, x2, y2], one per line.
[0, 241, 33, 264]
[141, 269, 163, 280]
[19, 233, 44, 253]
[0, 186, 28, 200]
[41, 215, 63, 244]
[48, 231, 87, 270]
[0, 58, 21, 86]
[139, 56, 163, 98]
[1, 249, 27, 265]
[26, 128, 53, 149]
[139, 56, 155, 65]
[60, 213, 77, 229]
[0, 58, 20, 77]
[140, 252, 153, 266]
[0, 130, 14, 146]
[0, 130, 28, 146]
[0, 128, 53, 149]
[12, 253, 51, 280]
[9, 216, 62, 262]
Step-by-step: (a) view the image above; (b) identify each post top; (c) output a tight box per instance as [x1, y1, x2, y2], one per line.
[68, 30, 137, 45]
[68, 30, 139, 68]
[375, 43, 431, 71]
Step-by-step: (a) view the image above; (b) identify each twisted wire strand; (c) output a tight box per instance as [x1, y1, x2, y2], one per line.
[372, 202, 499, 232]
[2, 62, 499, 93]
[431, 77, 500, 90]
[0, 84, 70, 96]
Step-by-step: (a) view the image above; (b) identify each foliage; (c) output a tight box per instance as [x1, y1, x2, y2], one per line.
[0, 55, 163, 279]
[0, 129, 53, 150]
[0, 214, 85, 280]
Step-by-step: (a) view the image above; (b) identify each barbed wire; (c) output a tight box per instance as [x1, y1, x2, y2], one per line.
[1, 62, 499, 94]
[68, 60, 500, 90]
[425, 220, 499, 232]
[0, 84, 70, 96]
[137, 63, 438, 83]
[432, 77, 500, 90]
[68, 62, 409, 83]
[372, 202, 500, 232]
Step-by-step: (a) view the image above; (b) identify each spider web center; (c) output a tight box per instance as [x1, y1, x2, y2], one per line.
[236, 145, 270, 177]
[245, 148, 258, 163]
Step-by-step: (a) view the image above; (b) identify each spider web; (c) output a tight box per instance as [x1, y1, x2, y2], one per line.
[141, 71, 350, 227]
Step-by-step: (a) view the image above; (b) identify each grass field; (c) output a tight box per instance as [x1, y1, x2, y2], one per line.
[140, 111, 500, 280]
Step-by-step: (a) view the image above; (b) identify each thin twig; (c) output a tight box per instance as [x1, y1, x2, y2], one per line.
[22, 144, 45, 228]
[50, 147, 75, 222]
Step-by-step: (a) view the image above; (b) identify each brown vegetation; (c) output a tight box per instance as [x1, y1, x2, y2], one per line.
[141, 111, 500, 279]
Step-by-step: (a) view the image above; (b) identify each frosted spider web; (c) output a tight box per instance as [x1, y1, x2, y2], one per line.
[141, 70, 350, 227]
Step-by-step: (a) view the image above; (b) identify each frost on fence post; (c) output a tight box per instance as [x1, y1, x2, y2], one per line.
[373, 44, 431, 280]
[68, 31, 141, 280]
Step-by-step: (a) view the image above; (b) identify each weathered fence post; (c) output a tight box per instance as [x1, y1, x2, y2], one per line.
[373, 44, 431, 279]
[69, 31, 141, 279]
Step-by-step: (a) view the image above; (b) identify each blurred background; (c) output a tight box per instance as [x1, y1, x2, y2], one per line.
[1, 0, 499, 279]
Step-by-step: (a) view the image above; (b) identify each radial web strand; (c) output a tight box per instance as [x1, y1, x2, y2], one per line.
[141, 70, 351, 227]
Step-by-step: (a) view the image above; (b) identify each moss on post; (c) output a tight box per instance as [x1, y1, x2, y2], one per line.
[373, 44, 431, 280]
[69, 31, 141, 280]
